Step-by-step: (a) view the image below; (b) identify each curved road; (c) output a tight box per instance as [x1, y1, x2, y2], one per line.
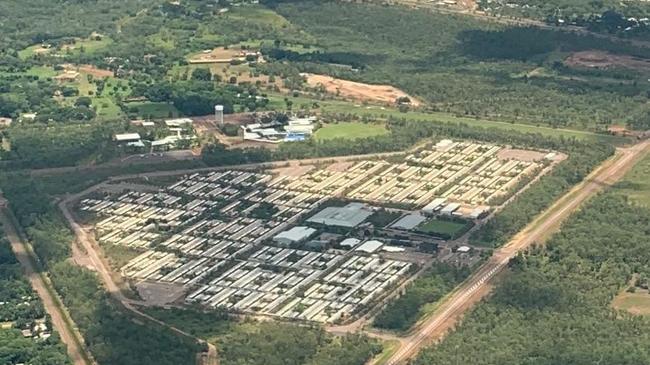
[58, 199, 219, 365]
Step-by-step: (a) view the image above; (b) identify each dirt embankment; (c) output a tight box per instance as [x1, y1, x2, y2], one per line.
[302, 73, 421, 107]
[565, 50, 650, 72]
[62, 64, 114, 78]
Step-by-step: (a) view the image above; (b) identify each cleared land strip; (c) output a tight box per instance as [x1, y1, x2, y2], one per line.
[0, 203, 94, 365]
[384, 139, 650, 365]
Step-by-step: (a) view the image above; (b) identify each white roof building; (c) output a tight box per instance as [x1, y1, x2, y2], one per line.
[165, 118, 193, 127]
[435, 139, 454, 151]
[339, 238, 361, 248]
[273, 226, 316, 246]
[355, 240, 383, 254]
[114, 133, 142, 142]
[440, 203, 461, 216]
[307, 203, 373, 227]
[422, 198, 447, 214]
[382, 246, 405, 253]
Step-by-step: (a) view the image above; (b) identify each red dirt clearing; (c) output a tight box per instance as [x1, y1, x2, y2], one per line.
[303, 73, 421, 107]
[565, 50, 650, 72]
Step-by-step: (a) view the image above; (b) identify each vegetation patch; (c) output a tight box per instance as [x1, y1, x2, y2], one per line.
[612, 152, 650, 207]
[373, 263, 471, 332]
[143, 307, 382, 365]
[415, 194, 650, 365]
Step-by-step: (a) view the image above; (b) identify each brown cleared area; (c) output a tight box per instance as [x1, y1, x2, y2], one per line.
[303, 73, 421, 106]
[497, 148, 549, 162]
[62, 63, 114, 78]
[565, 50, 650, 72]
[188, 47, 251, 64]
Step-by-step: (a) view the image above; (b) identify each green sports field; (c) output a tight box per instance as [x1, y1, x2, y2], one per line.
[417, 218, 470, 238]
[313, 122, 389, 141]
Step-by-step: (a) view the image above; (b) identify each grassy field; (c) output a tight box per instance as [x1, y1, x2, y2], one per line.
[101, 243, 144, 271]
[612, 289, 650, 316]
[314, 122, 389, 141]
[93, 96, 123, 120]
[612, 152, 650, 206]
[0, 66, 58, 78]
[227, 5, 292, 28]
[265, 94, 628, 145]
[18, 37, 112, 59]
[373, 340, 402, 365]
[125, 102, 180, 119]
[417, 218, 469, 237]
[67, 37, 113, 55]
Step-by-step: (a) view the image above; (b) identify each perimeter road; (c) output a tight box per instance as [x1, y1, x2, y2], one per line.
[385, 139, 650, 364]
[0, 201, 94, 365]
[58, 199, 219, 365]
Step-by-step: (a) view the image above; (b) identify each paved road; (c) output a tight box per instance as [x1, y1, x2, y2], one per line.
[58, 199, 219, 365]
[0, 203, 94, 365]
[384, 140, 650, 365]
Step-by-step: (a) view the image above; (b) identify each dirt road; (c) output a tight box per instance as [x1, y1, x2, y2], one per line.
[58, 199, 219, 365]
[384, 140, 650, 365]
[0, 204, 93, 365]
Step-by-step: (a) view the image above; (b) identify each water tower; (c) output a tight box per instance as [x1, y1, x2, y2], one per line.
[215, 105, 224, 125]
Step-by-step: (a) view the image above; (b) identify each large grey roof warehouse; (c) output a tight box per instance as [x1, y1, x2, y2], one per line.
[306, 202, 373, 228]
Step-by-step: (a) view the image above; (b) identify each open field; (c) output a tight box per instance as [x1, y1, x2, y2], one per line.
[266, 96, 629, 145]
[304, 74, 421, 107]
[318, 108, 627, 145]
[19, 37, 112, 59]
[314, 122, 389, 141]
[417, 218, 468, 237]
[188, 47, 251, 64]
[565, 50, 650, 72]
[612, 289, 650, 316]
[125, 102, 180, 119]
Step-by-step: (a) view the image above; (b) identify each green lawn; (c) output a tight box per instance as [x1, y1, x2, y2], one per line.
[314, 122, 389, 140]
[265, 94, 628, 145]
[18, 44, 47, 59]
[93, 96, 123, 120]
[228, 5, 292, 27]
[373, 340, 402, 365]
[125, 102, 180, 119]
[417, 218, 469, 237]
[69, 37, 113, 54]
[612, 152, 650, 207]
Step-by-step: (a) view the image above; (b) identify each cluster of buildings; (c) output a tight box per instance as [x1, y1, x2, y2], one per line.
[275, 140, 546, 218]
[241, 116, 316, 143]
[81, 168, 412, 323]
[115, 118, 196, 150]
[0, 296, 52, 340]
[78, 139, 554, 323]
